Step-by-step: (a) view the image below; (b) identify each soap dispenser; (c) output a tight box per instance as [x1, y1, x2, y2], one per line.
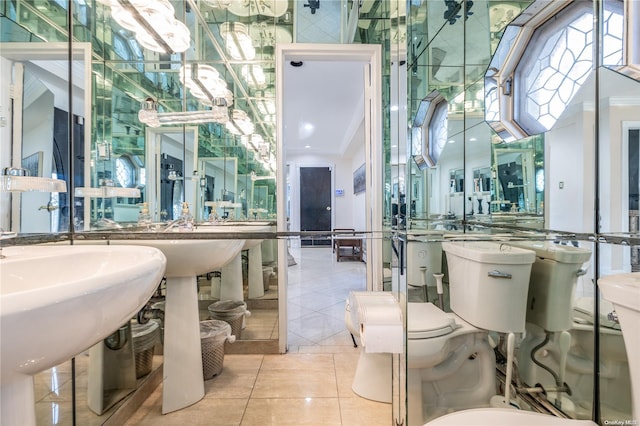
[137, 202, 152, 229]
[179, 202, 194, 231]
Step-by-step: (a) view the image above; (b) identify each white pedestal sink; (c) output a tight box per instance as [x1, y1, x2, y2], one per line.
[211, 222, 273, 301]
[113, 230, 245, 414]
[0, 245, 167, 426]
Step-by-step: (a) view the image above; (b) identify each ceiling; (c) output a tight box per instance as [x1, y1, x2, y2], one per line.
[282, 59, 366, 158]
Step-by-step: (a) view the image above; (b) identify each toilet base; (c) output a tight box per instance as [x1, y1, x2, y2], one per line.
[352, 352, 392, 403]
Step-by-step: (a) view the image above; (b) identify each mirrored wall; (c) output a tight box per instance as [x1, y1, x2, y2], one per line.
[404, 0, 638, 424]
[2, 0, 639, 424]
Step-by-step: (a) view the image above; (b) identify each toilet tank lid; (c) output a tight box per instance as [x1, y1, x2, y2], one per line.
[442, 241, 535, 264]
[408, 303, 458, 338]
[508, 241, 592, 264]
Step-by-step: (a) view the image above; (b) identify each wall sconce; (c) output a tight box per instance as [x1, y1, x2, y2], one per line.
[226, 109, 255, 135]
[138, 98, 229, 127]
[179, 64, 234, 106]
[98, 0, 190, 54]
[74, 187, 141, 198]
[96, 141, 111, 161]
[219, 22, 255, 60]
[0, 167, 67, 192]
[241, 65, 267, 89]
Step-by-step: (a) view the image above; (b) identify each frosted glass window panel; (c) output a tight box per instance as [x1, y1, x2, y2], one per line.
[515, 2, 623, 135]
[116, 156, 135, 188]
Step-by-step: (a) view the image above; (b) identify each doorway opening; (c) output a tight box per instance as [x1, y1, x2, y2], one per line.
[276, 44, 383, 352]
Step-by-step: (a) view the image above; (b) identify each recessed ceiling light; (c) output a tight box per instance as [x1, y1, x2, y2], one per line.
[305, 145, 311, 149]
[469, 137, 477, 142]
[448, 140, 455, 144]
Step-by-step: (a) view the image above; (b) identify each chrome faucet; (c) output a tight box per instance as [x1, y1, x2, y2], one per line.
[161, 218, 183, 232]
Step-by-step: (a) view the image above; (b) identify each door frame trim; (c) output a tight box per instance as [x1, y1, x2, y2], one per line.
[276, 43, 383, 353]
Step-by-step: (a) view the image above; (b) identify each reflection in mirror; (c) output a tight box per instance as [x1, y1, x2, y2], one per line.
[471, 167, 491, 215]
[196, 157, 238, 222]
[492, 141, 541, 217]
[144, 127, 195, 224]
[0, 43, 89, 234]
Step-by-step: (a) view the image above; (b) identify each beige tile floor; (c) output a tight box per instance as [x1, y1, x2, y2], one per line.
[30, 246, 389, 425]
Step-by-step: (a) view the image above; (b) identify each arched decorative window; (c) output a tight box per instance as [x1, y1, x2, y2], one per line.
[485, 0, 624, 141]
[115, 155, 136, 188]
[411, 90, 448, 169]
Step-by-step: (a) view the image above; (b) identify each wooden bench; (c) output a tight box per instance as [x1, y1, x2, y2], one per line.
[333, 229, 363, 262]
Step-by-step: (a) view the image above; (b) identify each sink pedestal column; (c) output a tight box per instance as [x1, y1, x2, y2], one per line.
[162, 276, 205, 414]
[247, 245, 265, 299]
[87, 324, 137, 414]
[1, 375, 36, 425]
[220, 255, 244, 302]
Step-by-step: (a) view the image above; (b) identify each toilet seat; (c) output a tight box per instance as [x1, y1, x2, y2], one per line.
[408, 303, 459, 339]
[424, 408, 597, 425]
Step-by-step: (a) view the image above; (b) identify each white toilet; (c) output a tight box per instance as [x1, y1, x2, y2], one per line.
[407, 302, 496, 425]
[510, 242, 592, 399]
[425, 270, 640, 425]
[405, 241, 535, 426]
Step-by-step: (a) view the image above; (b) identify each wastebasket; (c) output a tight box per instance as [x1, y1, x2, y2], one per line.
[200, 320, 235, 379]
[208, 300, 249, 339]
[132, 320, 160, 378]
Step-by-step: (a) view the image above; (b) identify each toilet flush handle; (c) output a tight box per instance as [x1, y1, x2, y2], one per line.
[576, 268, 588, 277]
[488, 270, 512, 279]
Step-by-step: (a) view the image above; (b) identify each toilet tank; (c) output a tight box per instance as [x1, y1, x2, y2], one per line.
[442, 241, 535, 333]
[509, 241, 591, 331]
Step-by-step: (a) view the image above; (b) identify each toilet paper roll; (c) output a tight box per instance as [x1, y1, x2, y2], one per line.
[348, 291, 399, 339]
[359, 304, 404, 354]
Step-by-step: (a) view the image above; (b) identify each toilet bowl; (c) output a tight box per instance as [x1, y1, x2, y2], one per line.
[597, 272, 640, 421]
[404, 241, 535, 424]
[425, 270, 640, 425]
[424, 407, 596, 425]
[570, 298, 631, 419]
[407, 302, 496, 425]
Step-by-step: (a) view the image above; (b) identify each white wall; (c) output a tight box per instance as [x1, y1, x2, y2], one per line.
[546, 103, 594, 233]
[350, 140, 366, 230]
[286, 124, 366, 232]
[1, 57, 14, 230]
[21, 89, 54, 233]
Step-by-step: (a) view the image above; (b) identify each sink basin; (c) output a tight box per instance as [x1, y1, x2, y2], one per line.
[0, 245, 166, 426]
[113, 227, 245, 277]
[113, 227, 246, 414]
[199, 221, 273, 249]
